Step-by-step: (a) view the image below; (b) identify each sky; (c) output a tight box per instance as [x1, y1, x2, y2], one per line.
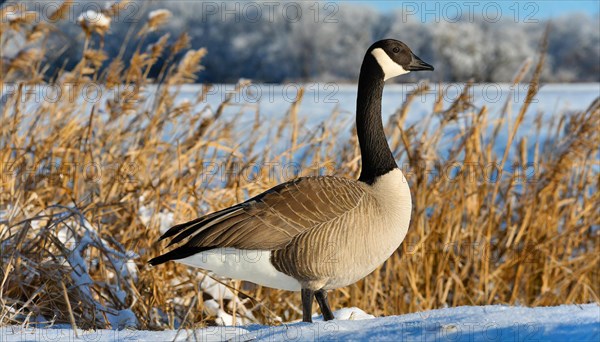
[350, 1, 599, 19]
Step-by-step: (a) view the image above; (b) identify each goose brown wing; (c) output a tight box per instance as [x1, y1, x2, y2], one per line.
[149, 176, 365, 265]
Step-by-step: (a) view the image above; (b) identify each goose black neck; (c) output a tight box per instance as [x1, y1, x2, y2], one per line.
[356, 55, 398, 184]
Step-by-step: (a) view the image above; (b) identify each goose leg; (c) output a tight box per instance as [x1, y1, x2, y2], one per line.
[315, 289, 335, 321]
[301, 288, 314, 323]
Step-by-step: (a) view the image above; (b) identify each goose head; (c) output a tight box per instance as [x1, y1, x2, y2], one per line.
[368, 39, 434, 81]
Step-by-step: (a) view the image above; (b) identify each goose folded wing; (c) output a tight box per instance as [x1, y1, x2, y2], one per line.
[149, 177, 365, 264]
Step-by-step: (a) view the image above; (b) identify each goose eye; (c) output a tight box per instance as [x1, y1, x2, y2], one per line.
[392, 47, 400, 53]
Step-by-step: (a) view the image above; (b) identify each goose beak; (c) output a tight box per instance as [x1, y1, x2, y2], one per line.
[407, 53, 434, 71]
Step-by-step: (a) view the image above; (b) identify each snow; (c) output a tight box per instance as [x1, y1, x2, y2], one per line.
[12, 206, 143, 329]
[2, 304, 597, 341]
[4, 11, 19, 22]
[138, 195, 174, 235]
[148, 9, 172, 21]
[194, 274, 257, 325]
[77, 10, 111, 30]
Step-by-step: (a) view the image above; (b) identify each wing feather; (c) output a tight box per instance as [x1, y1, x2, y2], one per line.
[149, 176, 366, 265]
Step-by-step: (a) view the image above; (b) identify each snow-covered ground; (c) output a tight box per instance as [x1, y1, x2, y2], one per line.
[2, 304, 598, 341]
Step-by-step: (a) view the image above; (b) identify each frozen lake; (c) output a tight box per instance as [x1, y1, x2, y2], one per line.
[154, 83, 599, 163]
[2, 82, 598, 158]
[171, 83, 599, 124]
[2, 82, 597, 124]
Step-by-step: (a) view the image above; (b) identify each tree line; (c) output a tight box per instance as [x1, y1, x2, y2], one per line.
[6, 1, 600, 83]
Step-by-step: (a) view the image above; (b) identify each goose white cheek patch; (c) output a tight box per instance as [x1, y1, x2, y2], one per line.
[371, 48, 409, 81]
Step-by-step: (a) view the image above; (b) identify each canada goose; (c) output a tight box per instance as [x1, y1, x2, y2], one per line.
[149, 39, 433, 323]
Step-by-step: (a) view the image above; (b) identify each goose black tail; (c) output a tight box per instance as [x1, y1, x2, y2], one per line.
[148, 245, 212, 266]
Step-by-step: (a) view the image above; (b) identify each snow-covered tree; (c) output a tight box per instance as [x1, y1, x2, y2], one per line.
[5, 0, 599, 82]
